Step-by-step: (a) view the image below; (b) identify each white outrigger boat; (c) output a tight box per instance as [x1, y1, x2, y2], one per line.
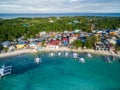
[79, 58, 85, 63]
[65, 52, 69, 57]
[104, 56, 111, 63]
[50, 52, 54, 57]
[73, 53, 78, 58]
[0, 65, 12, 79]
[35, 57, 41, 64]
[87, 53, 92, 58]
[58, 52, 62, 56]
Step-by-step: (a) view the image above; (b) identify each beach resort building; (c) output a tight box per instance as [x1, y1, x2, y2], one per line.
[46, 40, 61, 49]
[95, 42, 109, 51]
[16, 42, 27, 49]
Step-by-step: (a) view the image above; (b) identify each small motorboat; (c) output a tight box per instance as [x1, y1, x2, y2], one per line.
[79, 58, 85, 63]
[35, 57, 41, 64]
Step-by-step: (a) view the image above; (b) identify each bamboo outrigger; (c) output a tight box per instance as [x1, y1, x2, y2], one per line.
[0, 65, 12, 79]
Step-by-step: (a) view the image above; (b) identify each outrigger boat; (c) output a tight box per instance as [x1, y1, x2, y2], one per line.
[110, 55, 115, 61]
[79, 58, 85, 63]
[104, 56, 111, 63]
[87, 53, 92, 58]
[0, 65, 12, 79]
[73, 53, 78, 58]
[50, 52, 54, 57]
[58, 52, 61, 56]
[65, 52, 69, 57]
[35, 57, 41, 64]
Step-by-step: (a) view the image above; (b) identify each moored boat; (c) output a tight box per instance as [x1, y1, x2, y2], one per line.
[110, 55, 115, 61]
[65, 52, 69, 57]
[79, 58, 85, 63]
[104, 56, 111, 63]
[0, 65, 12, 79]
[50, 52, 54, 57]
[58, 52, 61, 56]
[87, 53, 92, 58]
[73, 53, 78, 58]
[35, 57, 41, 64]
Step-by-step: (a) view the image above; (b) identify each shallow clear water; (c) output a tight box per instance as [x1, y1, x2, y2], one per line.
[0, 52, 120, 90]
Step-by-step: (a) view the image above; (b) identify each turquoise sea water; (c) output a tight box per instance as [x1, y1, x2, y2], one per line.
[0, 13, 120, 19]
[0, 52, 120, 90]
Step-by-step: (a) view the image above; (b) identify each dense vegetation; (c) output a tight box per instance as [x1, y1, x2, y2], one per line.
[0, 16, 120, 42]
[72, 35, 97, 49]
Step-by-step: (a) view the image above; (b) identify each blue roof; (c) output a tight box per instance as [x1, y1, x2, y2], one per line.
[81, 39, 86, 43]
[106, 30, 110, 33]
[18, 42, 26, 44]
[2, 41, 10, 45]
[116, 40, 120, 44]
[30, 42, 37, 45]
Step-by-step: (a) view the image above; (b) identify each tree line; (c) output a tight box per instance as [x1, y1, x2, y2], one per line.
[0, 16, 120, 42]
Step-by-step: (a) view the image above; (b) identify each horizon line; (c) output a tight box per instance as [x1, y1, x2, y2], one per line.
[0, 12, 120, 14]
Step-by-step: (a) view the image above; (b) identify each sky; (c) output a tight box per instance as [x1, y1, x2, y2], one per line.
[0, 0, 120, 13]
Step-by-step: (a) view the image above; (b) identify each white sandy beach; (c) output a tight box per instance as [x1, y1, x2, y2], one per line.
[42, 47, 120, 57]
[0, 47, 120, 58]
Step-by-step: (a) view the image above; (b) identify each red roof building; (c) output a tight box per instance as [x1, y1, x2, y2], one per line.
[62, 38, 69, 42]
[49, 40, 61, 46]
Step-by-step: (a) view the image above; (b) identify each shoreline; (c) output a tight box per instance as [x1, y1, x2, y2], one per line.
[0, 47, 120, 58]
[42, 47, 120, 57]
[0, 49, 38, 58]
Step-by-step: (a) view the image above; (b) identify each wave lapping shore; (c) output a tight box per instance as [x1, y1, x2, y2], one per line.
[0, 47, 120, 58]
